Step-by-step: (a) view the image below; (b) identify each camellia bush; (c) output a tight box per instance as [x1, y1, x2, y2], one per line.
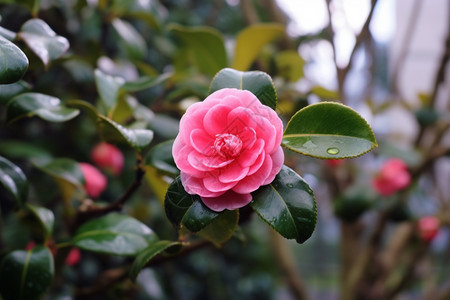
[0, 1, 448, 300]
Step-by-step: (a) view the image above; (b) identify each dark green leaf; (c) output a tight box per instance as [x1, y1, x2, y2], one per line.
[232, 23, 284, 71]
[334, 186, 375, 222]
[209, 68, 277, 110]
[73, 213, 158, 256]
[182, 200, 219, 233]
[282, 102, 378, 159]
[24, 204, 55, 239]
[146, 140, 179, 176]
[129, 240, 182, 282]
[0, 155, 28, 207]
[197, 209, 239, 247]
[0, 35, 28, 84]
[0, 140, 51, 160]
[112, 18, 147, 60]
[169, 24, 227, 76]
[0, 246, 54, 300]
[19, 19, 69, 67]
[0, 80, 32, 104]
[6, 93, 80, 124]
[251, 165, 317, 243]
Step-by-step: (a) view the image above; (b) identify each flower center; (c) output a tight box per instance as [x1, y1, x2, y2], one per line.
[214, 133, 243, 158]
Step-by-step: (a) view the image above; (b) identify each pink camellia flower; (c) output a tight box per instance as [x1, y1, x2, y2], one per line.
[418, 216, 440, 243]
[80, 162, 107, 198]
[91, 142, 124, 175]
[172, 88, 284, 212]
[372, 158, 411, 196]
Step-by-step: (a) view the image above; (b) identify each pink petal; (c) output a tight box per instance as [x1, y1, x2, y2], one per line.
[181, 172, 223, 197]
[203, 172, 238, 192]
[263, 146, 284, 185]
[218, 162, 250, 183]
[188, 150, 234, 169]
[180, 106, 209, 144]
[237, 138, 264, 168]
[232, 155, 272, 194]
[226, 107, 257, 134]
[201, 190, 252, 212]
[175, 146, 206, 177]
[190, 129, 214, 155]
[253, 117, 277, 153]
[203, 104, 233, 136]
[247, 150, 265, 175]
[239, 127, 256, 150]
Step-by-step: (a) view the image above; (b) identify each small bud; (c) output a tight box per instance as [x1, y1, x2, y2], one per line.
[80, 163, 107, 198]
[65, 248, 81, 266]
[418, 216, 440, 243]
[372, 158, 411, 196]
[91, 142, 124, 175]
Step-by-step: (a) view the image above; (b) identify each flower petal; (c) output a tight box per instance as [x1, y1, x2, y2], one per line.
[232, 154, 272, 194]
[181, 172, 223, 197]
[203, 172, 238, 192]
[201, 190, 252, 212]
[203, 104, 233, 136]
[237, 138, 264, 168]
[263, 146, 284, 185]
[190, 128, 214, 155]
[218, 162, 249, 183]
[180, 106, 209, 144]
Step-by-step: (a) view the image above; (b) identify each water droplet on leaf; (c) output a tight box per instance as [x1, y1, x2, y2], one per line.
[327, 147, 340, 155]
[287, 183, 294, 188]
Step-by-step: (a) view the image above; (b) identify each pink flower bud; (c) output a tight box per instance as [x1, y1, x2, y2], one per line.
[418, 216, 440, 243]
[65, 247, 81, 266]
[80, 162, 107, 198]
[372, 158, 411, 196]
[91, 142, 124, 175]
[326, 159, 344, 167]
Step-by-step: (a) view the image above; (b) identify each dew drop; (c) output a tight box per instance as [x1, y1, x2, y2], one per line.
[327, 147, 340, 155]
[287, 184, 294, 188]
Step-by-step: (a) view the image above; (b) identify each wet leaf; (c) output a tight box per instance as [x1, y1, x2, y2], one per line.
[0, 155, 28, 207]
[0, 35, 28, 84]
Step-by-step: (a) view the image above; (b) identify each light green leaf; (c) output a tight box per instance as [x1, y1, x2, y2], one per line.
[94, 68, 125, 114]
[112, 18, 147, 60]
[282, 102, 378, 159]
[0, 80, 32, 104]
[0, 155, 28, 207]
[169, 24, 227, 76]
[6, 93, 80, 124]
[145, 140, 179, 176]
[19, 19, 69, 67]
[0, 26, 17, 41]
[209, 68, 277, 110]
[0, 35, 28, 84]
[276, 50, 305, 82]
[232, 23, 284, 71]
[121, 72, 172, 92]
[251, 165, 317, 243]
[129, 240, 182, 282]
[73, 213, 158, 256]
[0, 246, 54, 300]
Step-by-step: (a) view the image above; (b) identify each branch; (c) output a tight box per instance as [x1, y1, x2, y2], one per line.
[269, 229, 310, 300]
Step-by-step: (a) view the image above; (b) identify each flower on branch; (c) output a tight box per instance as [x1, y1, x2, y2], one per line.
[372, 158, 411, 196]
[172, 88, 284, 212]
[90, 142, 124, 175]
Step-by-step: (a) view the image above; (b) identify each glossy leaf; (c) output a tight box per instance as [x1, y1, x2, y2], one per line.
[0, 35, 28, 84]
[0, 155, 28, 207]
[0, 26, 17, 41]
[209, 68, 277, 110]
[73, 213, 158, 256]
[24, 204, 55, 239]
[98, 115, 154, 151]
[94, 69, 125, 113]
[182, 200, 219, 233]
[19, 19, 69, 67]
[146, 140, 179, 176]
[6, 93, 80, 124]
[130, 240, 182, 282]
[282, 102, 378, 159]
[251, 165, 317, 243]
[197, 209, 239, 247]
[112, 18, 147, 60]
[121, 72, 172, 92]
[0, 246, 54, 300]
[169, 24, 227, 76]
[0, 80, 31, 104]
[232, 23, 284, 71]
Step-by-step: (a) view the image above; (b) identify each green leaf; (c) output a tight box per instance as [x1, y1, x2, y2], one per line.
[197, 209, 239, 247]
[19, 19, 69, 67]
[33, 158, 84, 201]
[0, 26, 17, 41]
[0, 35, 28, 84]
[251, 165, 317, 243]
[112, 18, 147, 60]
[0, 140, 51, 160]
[232, 23, 284, 71]
[0, 155, 28, 207]
[0, 246, 54, 300]
[146, 140, 179, 176]
[121, 72, 172, 92]
[169, 24, 227, 76]
[334, 186, 375, 222]
[73, 213, 158, 256]
[23, 204, 55, 239]
[129, 240, 182, 282]
[165, 176, 219, 231]
[0, 80, 32, 104]
[98, 115, 154, 151]
[282, 102, 378, 159]
[209, 68, 277, 110]
[311, 86, 340, 101]
[6, 93, 80, 124]
[276, 50, 305, 82]
[94, 68, 125, 114]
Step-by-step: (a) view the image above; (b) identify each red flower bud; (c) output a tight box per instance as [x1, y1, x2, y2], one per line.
[326, 159, 344, 167]
[91, 142, 124, 175]
[80, 162, 107, 198]
[418, 216, 440, 243]
[372, 158, 411, 196]
[65, 247, 81, 266]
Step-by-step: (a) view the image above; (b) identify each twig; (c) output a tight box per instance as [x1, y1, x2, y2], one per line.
[269, 229, 310, 300]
